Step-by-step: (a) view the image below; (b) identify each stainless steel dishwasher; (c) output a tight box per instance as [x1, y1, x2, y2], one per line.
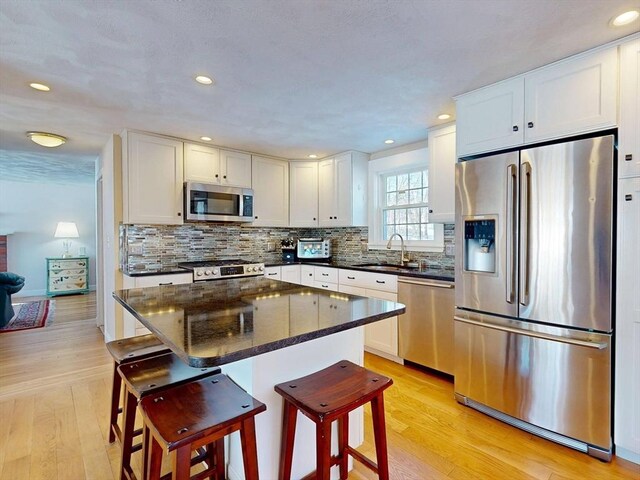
[398, 277, 455, 375]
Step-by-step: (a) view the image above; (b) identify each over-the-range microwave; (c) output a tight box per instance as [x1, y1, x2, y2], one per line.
[184, 182, 254, 222]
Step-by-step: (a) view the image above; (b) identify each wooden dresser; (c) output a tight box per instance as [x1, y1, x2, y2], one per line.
[46, 256, 90, 296]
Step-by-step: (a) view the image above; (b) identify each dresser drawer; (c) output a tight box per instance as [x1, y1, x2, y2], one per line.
[50, 267, 87, 277]
[48, 275, 88, 292]
[48, 259, 88, 270]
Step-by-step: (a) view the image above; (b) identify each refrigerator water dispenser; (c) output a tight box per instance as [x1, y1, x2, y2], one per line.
[464, 219, 496, 273]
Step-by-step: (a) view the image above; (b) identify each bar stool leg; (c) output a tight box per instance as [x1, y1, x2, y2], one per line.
[120, 390, 138, 480]
[240, 417, 260, 480]
[315, 421, 332, 480]
[204, 441, 224, 480]
[142, 425, 151, 480]
[337, 415, 349, 480]
[147, 433, 163, 480]
[172, 445, 192, 480]
[109, 363, 122, 443]
[278, 400, 297, 480]
[370, 394, 390, 480]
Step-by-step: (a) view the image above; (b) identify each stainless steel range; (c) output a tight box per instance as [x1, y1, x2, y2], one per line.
[177, 259, 264, 281]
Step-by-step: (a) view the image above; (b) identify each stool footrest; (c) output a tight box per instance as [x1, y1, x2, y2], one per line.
[345, 445, 378, 474]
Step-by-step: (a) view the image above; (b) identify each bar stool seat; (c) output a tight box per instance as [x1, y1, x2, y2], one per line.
[140, 373, 267, 480]
[107, 335, 171, 444]
[275, 360, 393, 480]
[117, 353, 221, 480]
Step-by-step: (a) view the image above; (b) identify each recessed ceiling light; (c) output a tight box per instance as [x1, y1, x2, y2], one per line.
[384, 139, 395, 144]
[200, 136, 212, 142]
[438, 113, 451, 120]
[195, 75, 214, 85]
[308, 154, 318, 159]
[29, 82, 50, 92]
[611, 10, 639, 26]
[27, 131, 67, 148]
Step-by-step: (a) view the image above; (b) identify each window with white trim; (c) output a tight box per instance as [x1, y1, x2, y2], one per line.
[367, 146, 444, 252]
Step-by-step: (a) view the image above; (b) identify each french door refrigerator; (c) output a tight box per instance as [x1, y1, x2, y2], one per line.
[454, 133, 614, 460]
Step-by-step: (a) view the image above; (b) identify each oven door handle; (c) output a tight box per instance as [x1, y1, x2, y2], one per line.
[453, 316, 608, 349]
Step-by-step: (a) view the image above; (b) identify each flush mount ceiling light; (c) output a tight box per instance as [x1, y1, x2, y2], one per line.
[611, 10, 639, 26]
[200, 136, 212, 141]
[384, 139, 395, 144]
[438, 113, 451, 120]
[195, 75, 214, 85]
[29, 82, 50, 91]
[27, 131, 67, 148]
[308, 154, 318, 159]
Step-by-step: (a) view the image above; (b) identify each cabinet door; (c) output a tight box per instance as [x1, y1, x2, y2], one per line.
[619, 39, 640, 178]
[125, 133, 184, 224]
[251, 156, 289, 226]
[524, 46, 618, 143]
[318, 158, 336, 226]
[184, 143, 220, 183]
[427, 124, 456, 223]
[615, 177, 640, 460]
[281, 265, 301, 284]
[456, 77, 525, 157]
[334, 153, 353, 226]
[220, 149, 252, 188]
[363, 289, 398, 356]
[300, 265, 315, 286]
[289, 162, 319, 227]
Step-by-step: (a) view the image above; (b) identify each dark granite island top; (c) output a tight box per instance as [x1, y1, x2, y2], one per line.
[113, 276, 405, 368]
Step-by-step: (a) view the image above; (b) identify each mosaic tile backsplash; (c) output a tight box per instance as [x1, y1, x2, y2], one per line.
[121, 223, 455, 271]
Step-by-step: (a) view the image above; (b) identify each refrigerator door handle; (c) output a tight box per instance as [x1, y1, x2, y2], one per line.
[519, 162, 532, 306]
[506, 164, 517, 304]
[453, 316, 608, 349]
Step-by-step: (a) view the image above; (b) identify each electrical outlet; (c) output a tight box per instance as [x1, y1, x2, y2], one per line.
[267, 241, 276, 252]
[130, 243, 143, 255]
[445, 244, 455, 256]
[360, 241, 368, 253]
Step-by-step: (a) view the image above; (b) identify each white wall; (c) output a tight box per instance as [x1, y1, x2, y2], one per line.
[0, 179, 97, 297]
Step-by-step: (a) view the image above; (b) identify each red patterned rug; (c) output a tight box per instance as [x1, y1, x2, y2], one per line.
[0, 300, 55, 332]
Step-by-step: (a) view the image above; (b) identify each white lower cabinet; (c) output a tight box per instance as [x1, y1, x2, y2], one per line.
[339, 269, 400, 361]
[121, 272, 193, 337]
[300, 265, 315, 286]
[263, 266, 281, 280]
[281, 265, 301, 284]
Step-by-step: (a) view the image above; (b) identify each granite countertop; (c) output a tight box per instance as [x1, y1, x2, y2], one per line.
[266, 261, 454, 282]
[113, 276, 405, 368]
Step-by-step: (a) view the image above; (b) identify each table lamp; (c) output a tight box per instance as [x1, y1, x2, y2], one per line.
[54, 222, 79, 258]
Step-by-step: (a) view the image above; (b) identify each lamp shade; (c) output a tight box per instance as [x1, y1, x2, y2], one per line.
[54, 222, 79, 238]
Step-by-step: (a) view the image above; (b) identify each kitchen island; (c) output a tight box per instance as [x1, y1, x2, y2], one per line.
[114, 276, 405, 480]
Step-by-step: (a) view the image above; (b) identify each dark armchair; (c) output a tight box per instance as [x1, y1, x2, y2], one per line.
[0, 272, 25, 328]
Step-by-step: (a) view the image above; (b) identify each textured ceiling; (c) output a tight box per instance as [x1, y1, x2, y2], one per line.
[1, 0, 639, 183]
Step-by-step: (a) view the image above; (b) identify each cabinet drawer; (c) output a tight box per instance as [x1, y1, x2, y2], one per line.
[339, 269, 397, 293]
[263, 267, 281, 280]
[48, 275, 88, 291]
[133, 273, 192, 288]
[314, 280, 339, 292]
[314, 266, 338, 284]
[49, 259, 88, 270]
[50, 268, 87, 277]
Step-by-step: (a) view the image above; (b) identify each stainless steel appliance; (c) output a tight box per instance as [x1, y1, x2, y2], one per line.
[454, 133, 614, 460]
[184, 182, 254, 222]
[178, 259, 264, 282]
[398, 277, 455, 375]
[296, 238, 331, 261]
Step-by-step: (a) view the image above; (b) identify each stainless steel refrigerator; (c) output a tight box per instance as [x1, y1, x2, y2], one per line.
[454, 133, 614, 460]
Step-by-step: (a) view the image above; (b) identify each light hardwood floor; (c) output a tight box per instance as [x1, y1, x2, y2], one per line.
[0, 293, 637, 480]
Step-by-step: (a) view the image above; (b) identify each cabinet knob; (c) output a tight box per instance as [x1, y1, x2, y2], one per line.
[215, 174, 219, 178]
[429, 209, 433, 213]
[255, 216, 258, 219]
[177, 212, 181, 216]
[512, 125, 519, 132]
[313, 217, 316, 221]
[223, 175, 227, 179]
[527, 122, 534, 128]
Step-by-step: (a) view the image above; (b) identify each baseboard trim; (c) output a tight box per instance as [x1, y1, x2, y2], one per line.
[616, 445, 640, 465]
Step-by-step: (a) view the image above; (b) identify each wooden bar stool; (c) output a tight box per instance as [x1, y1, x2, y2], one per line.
[274, 360, 393, 480]
[140, 373, 267, 480]
[106, 334, 171, 443]
[117, 352, 221, 480]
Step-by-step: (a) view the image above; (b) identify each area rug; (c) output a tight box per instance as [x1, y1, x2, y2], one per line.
[0, 299, 55, 332]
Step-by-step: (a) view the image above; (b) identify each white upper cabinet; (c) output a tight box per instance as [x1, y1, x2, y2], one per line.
[318, 152, 368, 227]
[184, 143, 252, 188]
[619, 38, 640, 179]
[251, 156, 289, 226]
[524, 46, 618, 143]
[122, 131, 184, 225]
[289, 161, 319, 227]
[427, 124, 456, 223]
[456, 77, 525, 157]
[456, 46, 618, 156]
